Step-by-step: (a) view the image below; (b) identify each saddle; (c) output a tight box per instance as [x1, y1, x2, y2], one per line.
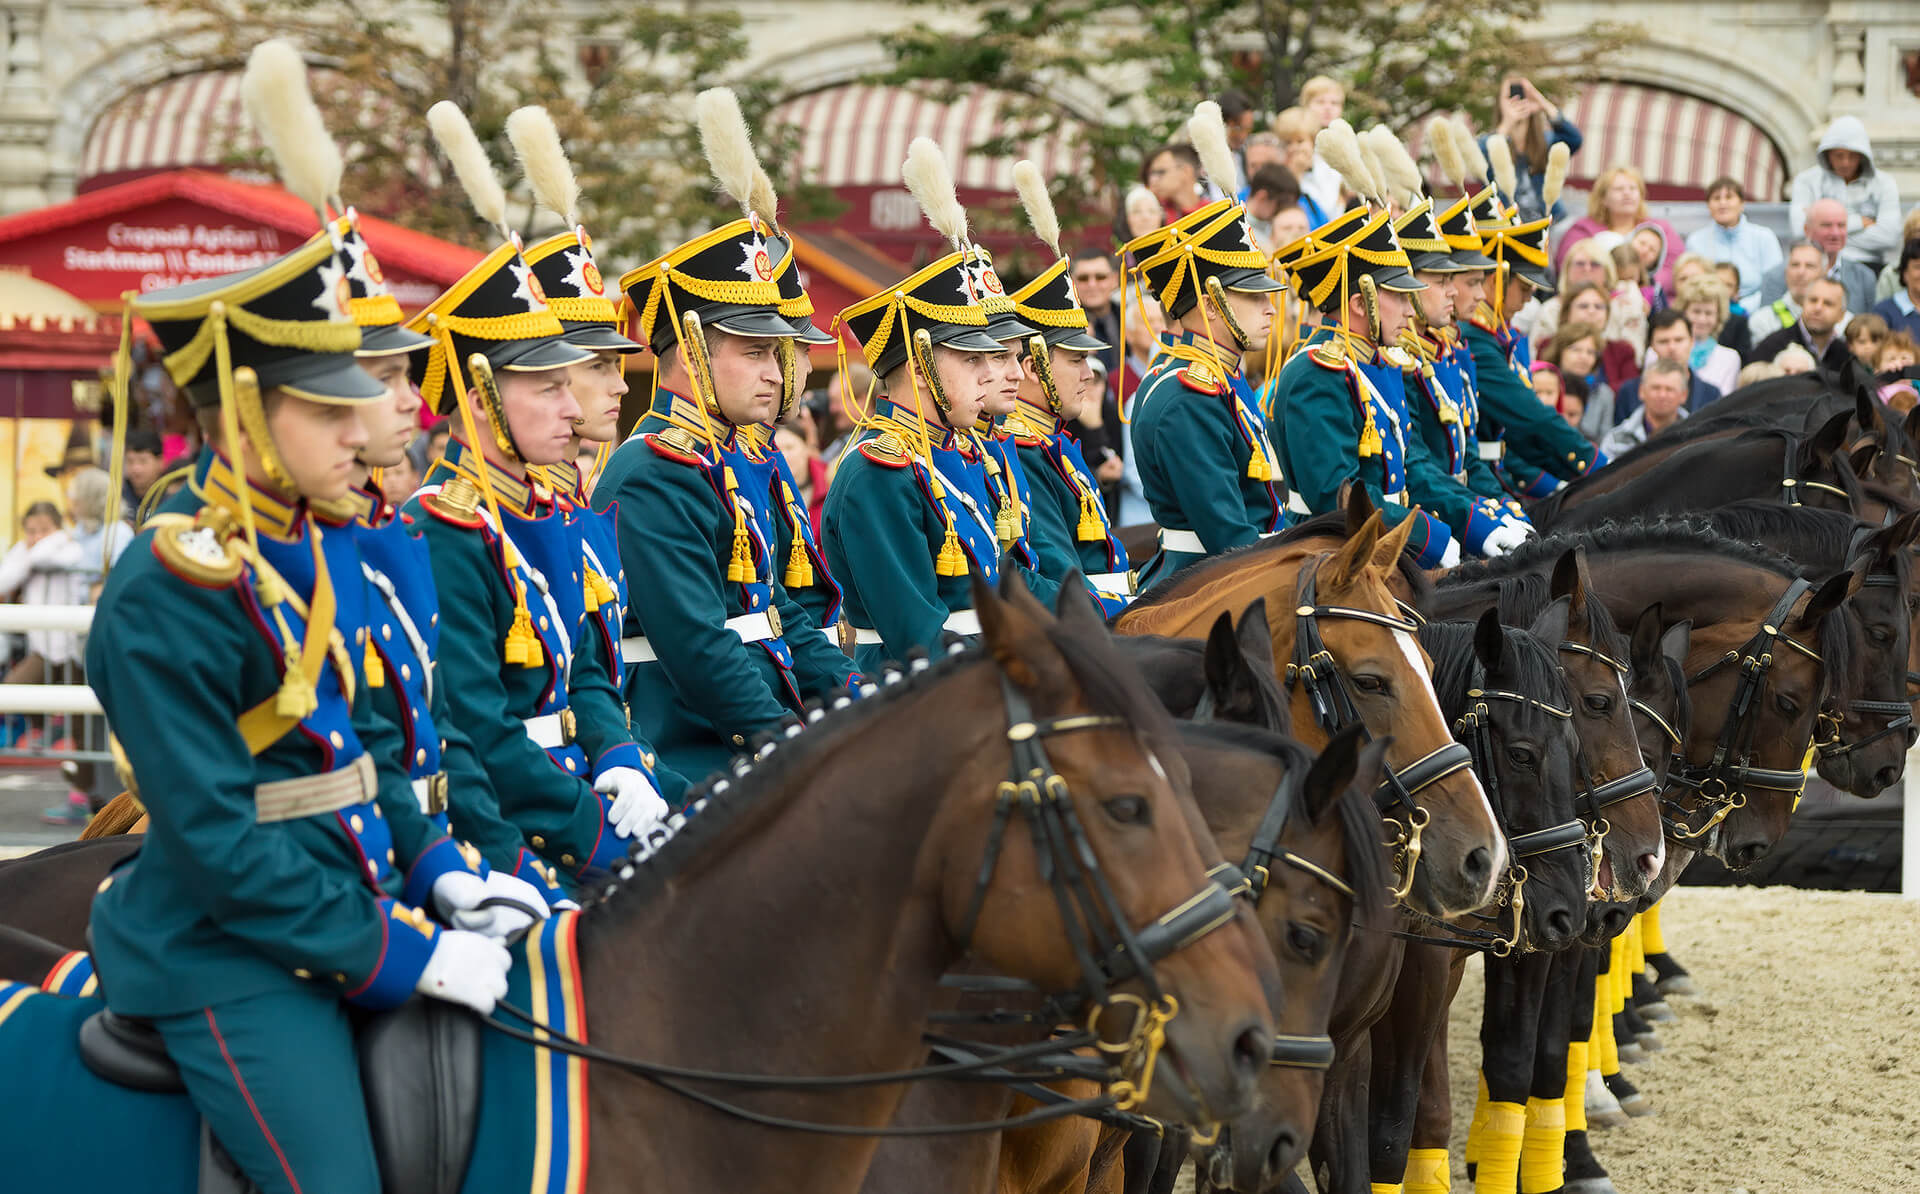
[77, 1000, 482, 1194]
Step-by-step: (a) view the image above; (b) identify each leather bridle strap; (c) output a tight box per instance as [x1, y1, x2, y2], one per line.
[1817, 570, 1914, 756]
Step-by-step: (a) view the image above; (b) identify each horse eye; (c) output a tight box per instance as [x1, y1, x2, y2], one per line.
[1583, 693, 1612, 714]
[1351, 673, 1389, 694]
[1506, 745, 1537, 768]
[1868, 626, 1895, 646]
[1774, 694, 1800, 716]
[1285, 922, 1326, 963]
[1102, 795, 1151, 826]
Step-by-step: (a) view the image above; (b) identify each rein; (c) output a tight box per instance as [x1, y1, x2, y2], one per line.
[1663, 577, 1817, 840]
[1284, 556, 1473, 903]
[1555, 638, 1657, 886]
[1815, 554, 1914, 758]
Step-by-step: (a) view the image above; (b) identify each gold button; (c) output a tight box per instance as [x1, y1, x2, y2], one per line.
[561, 854, 576, 866]
[531, 835, 546, 849]
[415, 748, 427, 766]
[350, 814, 364, 833]
[642, 752, 655, 769]
[334, 972, 347, 984]
[356, 628, 366, 644]
[731, 733, 746, 746]
[330, 731, 345, 749]
[431, 614, 438, 627]
[366, 859, 379, 877]
[96, 876, 113, 893]
[294, 968, 312, 979]
[539, 616, 549, 630]
[385, 848, 395, 864]
[401, 664, 412, 682]
[381, 625, 392, 641]
[565, 757, 577, 771]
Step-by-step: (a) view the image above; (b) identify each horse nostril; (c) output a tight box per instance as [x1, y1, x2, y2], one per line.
[1602, 907, 1631, 937]
[1637, 852, 1663, 879]
[1232, 1025, 1268, 1078]
[1547, 907, 1575, 941]
[1730, 840, 1770, 869]
[1266, 1128, 1301, 1176]
[1463, 846, 1493, 884]
[1874, 765, 1902, 792]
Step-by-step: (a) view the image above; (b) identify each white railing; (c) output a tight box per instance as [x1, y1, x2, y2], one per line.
[0, 605, 94, 633]
[0, 605, 101, 715]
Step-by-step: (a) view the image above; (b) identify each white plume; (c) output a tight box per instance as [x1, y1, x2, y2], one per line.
[695, 87, 761, 215]
[1315, 119, 1380, 206]
[1427, 115, 1466, 189]
[1541, 141, 1571, 214]
[1355, 129, 1392, 206]
[902, 137, 968, 248]
[748, 166, 781, 232]
[505, 106, 580, 227]
[1012, 159, 1060, 256]
[1452, 115, 1488, 184]
[428, 101, 509, 235]
[1367, 126, 1425, 208]
[1487, 133, 1518, 203]
[1187, 100, 1238, 201]
[242, 40, 342, 218]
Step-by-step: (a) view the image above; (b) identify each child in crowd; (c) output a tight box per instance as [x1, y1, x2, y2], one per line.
[1559, 375, 1590, 436]
[1877, 331, 1918, 411]
[1531, 361, 1563, 409]
[1846, 313, 1888, 369]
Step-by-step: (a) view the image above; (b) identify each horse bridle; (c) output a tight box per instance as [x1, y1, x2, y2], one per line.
[1555, 638, 1658, 882]
[949, 673, 1248, 1111]
[1816, 528, 1915, 760]
[1233, 763, 1352, 1072]
[1284, 557, 1474, 903]
[1663, 577, 1818, 841]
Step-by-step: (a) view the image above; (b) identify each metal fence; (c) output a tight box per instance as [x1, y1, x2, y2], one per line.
[0, 605, 108, 769]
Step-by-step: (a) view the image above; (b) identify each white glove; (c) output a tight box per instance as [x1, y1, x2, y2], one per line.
[595, 766, 668, 840]
[429, 871, 491, 928]
[456, 868, 551, 938]
[551, 898, 581, 911]
[1440, 540, 1462, 568]
[1482, 522, 1531, 557]
[414, 928, 510, 1014]
[1498, 514, 1536, 540]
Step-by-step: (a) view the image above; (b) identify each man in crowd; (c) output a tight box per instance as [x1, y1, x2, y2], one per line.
[1749, 242, 1825, 341]
[1615, 309, 1726, 419]
[1761, 201, 1876, 314]
[1218, 88, 1255, 195]
[1684, 177, 1782, 310]
[1750, 276, 1853, 371]
[1789, 116, 1904, 273]
[1601, 358, 1691, 455]
[1143, 143, 1206, 224]
[1244, 163, 1304, 253]
[1870, 239, 1920, 341]
[120, 427, 167, 509]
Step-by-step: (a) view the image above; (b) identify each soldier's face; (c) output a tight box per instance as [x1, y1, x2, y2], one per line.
[1445, 270, 1487, 317]
[1374, 289, 1415, 342]
[355, 354, 420, 470]
[1413, 271, 1455, 326]
[1055, 347, 1097, 421]
[985, 348, 1023, 416]
[709, 335, 785, 427]
[569, 351, 629, 443]
[1222, 288, 1274, 355]
[265, 391, 368, 503]
[496, 367, 583, 467]
[930, 345, 994, 429]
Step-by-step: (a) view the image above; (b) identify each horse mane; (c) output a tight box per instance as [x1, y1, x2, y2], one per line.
[1417, 620, 1566, 722]
[1273, 509, 1434, 600]
[1174, 720, 1390, 927]
[590, 614, 1177, 913]
[1127, 535, 1288, 610]
[1693, 502, 1866, 571]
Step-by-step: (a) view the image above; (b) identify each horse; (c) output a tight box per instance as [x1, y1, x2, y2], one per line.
[1115, 511, 1507, 919]
[0, 576, 1283, 1193]
[1427, 521, 1858, 873]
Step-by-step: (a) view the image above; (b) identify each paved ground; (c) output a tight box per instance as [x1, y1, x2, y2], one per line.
[0, 765, 84, 857]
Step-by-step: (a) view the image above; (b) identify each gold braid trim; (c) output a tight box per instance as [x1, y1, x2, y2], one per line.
[1013, 300, 1090, 330]
[1490, 232, 1549, 268]
[546, 294, 622, 325]
[427, 308, 565, 342]
[855, 294, 991, 369]
[161, 308, 360, 389]
[350, 292, 406, 328]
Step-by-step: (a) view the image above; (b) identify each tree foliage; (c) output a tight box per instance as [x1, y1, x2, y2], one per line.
[151, 0, 833, 265]
[880, 0, 1642, 239]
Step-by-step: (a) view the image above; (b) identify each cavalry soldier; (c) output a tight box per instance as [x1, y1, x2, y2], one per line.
[1006, 160, 1131, 614]
[595, 88, 858, 789]
[404, 102, 671, 885]
[822, 138, 1009, 671]
[87, 226, 510, 1194]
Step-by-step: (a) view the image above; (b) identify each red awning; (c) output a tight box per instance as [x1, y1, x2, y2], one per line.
[80, 70, 259, 192]
[0, 170, 483, 313]
[1563, 83, 1786, 202]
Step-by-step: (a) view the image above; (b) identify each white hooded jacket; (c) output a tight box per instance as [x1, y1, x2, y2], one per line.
[1788, 117, 1903, 268]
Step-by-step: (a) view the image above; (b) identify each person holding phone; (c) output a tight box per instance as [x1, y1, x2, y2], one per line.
[1481, 75, 1583, 222]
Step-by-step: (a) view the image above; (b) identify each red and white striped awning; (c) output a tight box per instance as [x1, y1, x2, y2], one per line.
[1563, 82, 1785, 201]
[769, 83, 1091, 193]
[80, 71, 259, 187]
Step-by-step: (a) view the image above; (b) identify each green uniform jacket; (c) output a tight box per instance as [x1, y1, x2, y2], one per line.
[1402, 330, 1507, 502]
[88, 490, 465, 1016]
[1461, 311, 1601, 487]
[1011, 414, 1131, 616]
[593, 400, 854, 789]
[1129, 337, 1284, 586]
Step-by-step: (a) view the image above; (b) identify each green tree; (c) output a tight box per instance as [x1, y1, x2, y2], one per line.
[881, 0, 1641, 240]
[151, 0, 831, 264]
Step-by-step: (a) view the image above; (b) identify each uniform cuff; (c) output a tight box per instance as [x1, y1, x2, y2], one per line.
[513, 849, 572, 908]
[401, 836, 477, 909]
[343, 898, 440, 1010]
[1521, 471, 1559, 498]
[1411, 516, 1453, 570]
[590, 742, 646, 783]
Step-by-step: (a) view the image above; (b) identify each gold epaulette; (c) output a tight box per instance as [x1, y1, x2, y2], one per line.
[423, 475, 482, 522]
[1380, 346, 1414, 371]
[1306, 341, 1349, 371]
[148, 509, 246, 587]
[857, 427, 914, 468]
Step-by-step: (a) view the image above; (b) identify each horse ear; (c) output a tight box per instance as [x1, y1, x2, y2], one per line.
[1858, 508, 1920, 563]
[1371, 512, 1416, 572]
[1301, 722, 1367, 826]
[1325, 510, 1384, 589]
[1235, 597, 1278, 680]
[1548, 546, 1586, 613]
[1201, 608, 1241, 702]
[1801, 408, 1854, 472]
[1903, 404, 1920, 446]
[975, 571, 1057, 694]
[1629, 602, 1664, 676]
[1848, 441, 1880, 478]
[1854, 378, 1883, 434]
[1051, 568, 1103, 631]
[1659, 618, 1692, 668]
[1344, 484, 1377, 537]
[1530, 594, 1573, 647]
[1795, 566, 1865, 629]
[1472, 607, 1504, 673]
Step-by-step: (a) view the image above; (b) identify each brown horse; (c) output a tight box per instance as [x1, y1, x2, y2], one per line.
[1, 577, 1285, 1193]
[1116, 512, 1506, 918]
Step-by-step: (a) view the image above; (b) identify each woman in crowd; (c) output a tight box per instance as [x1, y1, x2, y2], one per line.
[1272, 107, 1333, 229]
[775, 424, 830, 538]
[1676, 273, 1743, 396]
[1530, 236, 1651, 355]
[1540, 320, 1617, 440]
[1556, 164, 1680, 281]
[1484, 75, 1582, 221]
[1683, 177, 1782, 310]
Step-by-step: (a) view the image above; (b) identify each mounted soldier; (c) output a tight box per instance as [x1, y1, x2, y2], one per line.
[1122, 101, 1287, 588]
[822, 138, 1012, 671]
[83, 75, 512, 1185]
[595, 88, 859, 791]
[403, 102, 671, 886]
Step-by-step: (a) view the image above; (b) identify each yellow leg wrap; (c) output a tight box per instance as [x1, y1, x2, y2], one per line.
[1520, 1097, 1567, 1193]
[1564, 1041, 1589, 1132]
[1626, 917, 1644, 979]
[1405, 1148, 1452, 1194]
[1464, 1072, 1492, 1165]
[1641, 900, 1666, 954]
[1608, 935, 1628, 1015]
[1595, 985, 1618, 1075]
[1370, 1185, 1404, 1194]
[1475, 1101, 1526, 1194]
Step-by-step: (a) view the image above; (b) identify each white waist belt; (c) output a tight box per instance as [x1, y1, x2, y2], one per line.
[850, 609, 982, 646]
[1159, 528, 1281, 554]
[622, 611, 779, 664]
[411, 773, 449, 817]
[1089, 571, 1133, 597]
[522, 708, 577, 751]
[1284, 492, 1314, 517]
[255, 753, 375, 824]
[1477, 440, 1504, 462]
